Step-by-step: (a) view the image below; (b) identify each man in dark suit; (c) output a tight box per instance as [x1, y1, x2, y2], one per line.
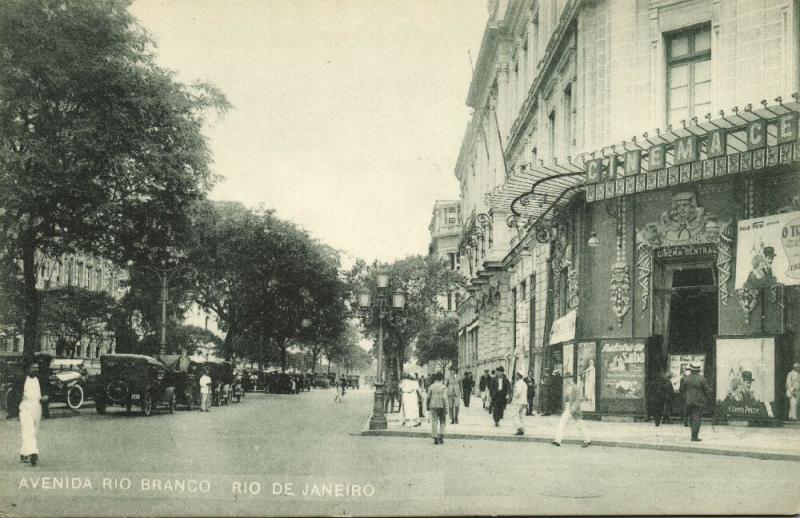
[491, 366, 511, 426]
[487, 369, 497, 414]
[461, 372, 474, 408]
[680, 362, 711, 441]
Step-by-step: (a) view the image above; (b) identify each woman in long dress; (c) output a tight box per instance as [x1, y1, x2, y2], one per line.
[399, 374, 421, 427]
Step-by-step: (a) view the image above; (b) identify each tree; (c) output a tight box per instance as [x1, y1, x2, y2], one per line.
[416, 315, 459, 374]
[0, 0, 229, 359]
[347, 255, 464, 382]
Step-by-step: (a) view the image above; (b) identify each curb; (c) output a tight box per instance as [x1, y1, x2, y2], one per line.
[358, 416, 800, 462]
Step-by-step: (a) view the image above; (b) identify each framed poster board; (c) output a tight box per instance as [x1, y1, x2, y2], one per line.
[562, 343, 574, 409]
[577, 341, 597, 412]
[715, 337, 776, 419]
[599, 339, 646, 414]
[669, 354, 705, 393]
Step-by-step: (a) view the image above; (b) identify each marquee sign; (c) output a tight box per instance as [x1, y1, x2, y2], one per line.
[584, 105, 800, 203]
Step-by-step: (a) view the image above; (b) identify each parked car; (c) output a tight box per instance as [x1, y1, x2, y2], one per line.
[95, 354, 176, 416]
[1, 352, 53, 418]
[48, 358, 101, 410]
[164, 359, 204, 411]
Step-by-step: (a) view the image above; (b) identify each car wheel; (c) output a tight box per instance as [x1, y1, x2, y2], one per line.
[141, 392, 152, 416]
[168, 395, 175, 414]
[67, 385, 84, 410]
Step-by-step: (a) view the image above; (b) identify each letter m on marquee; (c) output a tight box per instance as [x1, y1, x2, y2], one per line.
[674, 136, 698, 165]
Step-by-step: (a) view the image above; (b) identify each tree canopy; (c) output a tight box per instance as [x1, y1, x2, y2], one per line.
[0, 0, 229, 358]
[415, 315, 459, 374]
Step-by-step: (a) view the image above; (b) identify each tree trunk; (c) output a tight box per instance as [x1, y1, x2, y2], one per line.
[22, 234, 39, 361]
[222, 324, 236, 361]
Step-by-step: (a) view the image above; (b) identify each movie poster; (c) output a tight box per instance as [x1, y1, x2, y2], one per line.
[669, 354, 705, 393]
[577, 342, 597, 412]
[715, 337, 776, 419]
[600, 340, 646, 414]
[735, 210, 800, 289]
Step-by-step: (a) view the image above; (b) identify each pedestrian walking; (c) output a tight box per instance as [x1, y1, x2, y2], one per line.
[479, 370, 490, 410]
[416, 375, 426, 419]
[426, 372, 448, 445]
[540, 373, 551, 415]
[551, 375, 591, 447]
[523, 373, 535, 416]
[19, 361, 47, 466]
[511, 371, 528, 435]
[680, 362, 711, 441]
[679, 367, 691, 426]
[550, 370, 563, 414]
[199, 367, 212, 412]
[650, 371, 675, 426]
[461, 372, 474, 408]
[491, 366, 511, 427]
[334, 376, 346, 404]
[487, 369, 497, 415]
[786, 363, 800, 420]
[399, 374, 421, 426]
[446, 373, 461, 424]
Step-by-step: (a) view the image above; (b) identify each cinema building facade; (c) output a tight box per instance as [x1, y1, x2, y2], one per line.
[455, 0, 800, 421]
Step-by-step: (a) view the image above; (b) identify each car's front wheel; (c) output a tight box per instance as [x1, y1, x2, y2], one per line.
[67, 384, 84, 410]
[141, 392, 153, 416]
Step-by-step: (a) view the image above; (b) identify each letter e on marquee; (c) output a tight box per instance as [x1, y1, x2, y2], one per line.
[706, 130, 726, 158]
[674, 136, 698, 165]
[747, 120, 767, 149]
[777, 113, 797, 144]
[649, 144, 665, 170]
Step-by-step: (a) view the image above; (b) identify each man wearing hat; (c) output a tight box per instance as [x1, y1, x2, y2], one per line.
[680, 361, 711, 441]
[786, 363, 800, 420]
[550, 369, 563, 415]
[490, 366, 511, 426]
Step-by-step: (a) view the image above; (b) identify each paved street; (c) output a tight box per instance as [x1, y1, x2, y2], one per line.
[2, 389, 799, 516]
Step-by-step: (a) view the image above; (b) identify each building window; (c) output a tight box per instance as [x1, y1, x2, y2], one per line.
[563, 83, 574, 154]
[666, 24, 711, 127]
[548, 110, 556, 159]
[447, 292, 453, 311]
[520, 280, 527, 301]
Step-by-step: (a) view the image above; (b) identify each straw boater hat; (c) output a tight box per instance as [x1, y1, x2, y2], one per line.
[689, 361, 701, 371]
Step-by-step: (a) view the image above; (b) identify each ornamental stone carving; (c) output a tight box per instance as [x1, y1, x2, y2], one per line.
[610, 260, 631, 327]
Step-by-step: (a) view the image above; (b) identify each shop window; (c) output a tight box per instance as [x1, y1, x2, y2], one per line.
[666, 24, 711, 127]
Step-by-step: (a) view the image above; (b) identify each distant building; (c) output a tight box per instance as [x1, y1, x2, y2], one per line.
[1, 251, 128, 357]
[428, 200, 463, 315]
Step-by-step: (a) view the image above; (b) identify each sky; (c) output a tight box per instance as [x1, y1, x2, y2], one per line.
[129, 0, 487, 265]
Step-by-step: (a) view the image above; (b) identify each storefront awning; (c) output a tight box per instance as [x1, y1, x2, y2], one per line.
[485, 160, 585, 239]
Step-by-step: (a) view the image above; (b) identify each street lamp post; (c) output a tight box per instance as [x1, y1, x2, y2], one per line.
[357, 272, 405, 431]
[128, 258, 197, 356]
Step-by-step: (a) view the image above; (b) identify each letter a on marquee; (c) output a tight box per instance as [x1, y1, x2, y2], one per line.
[706, 130, 726, 158]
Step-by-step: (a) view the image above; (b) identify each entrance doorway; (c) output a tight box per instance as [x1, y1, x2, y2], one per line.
[653, 261, 718, 389]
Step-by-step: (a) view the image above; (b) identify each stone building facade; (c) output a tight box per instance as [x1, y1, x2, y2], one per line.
[456, 0, 800, 419]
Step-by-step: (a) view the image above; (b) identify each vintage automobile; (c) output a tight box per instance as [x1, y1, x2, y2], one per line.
[1, 352, 53, 418]
[48, 358, 101, 410]
[95, 354, 176, 416]
[206, 359, 233, 406]
[163, 358, 204, 411]
[231, 370, 244, 403]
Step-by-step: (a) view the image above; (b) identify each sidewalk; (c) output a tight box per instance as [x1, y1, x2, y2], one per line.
[361, 398, 800, 462]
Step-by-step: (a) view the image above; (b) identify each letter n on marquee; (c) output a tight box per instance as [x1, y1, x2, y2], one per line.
[674, 136, 698, 165]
